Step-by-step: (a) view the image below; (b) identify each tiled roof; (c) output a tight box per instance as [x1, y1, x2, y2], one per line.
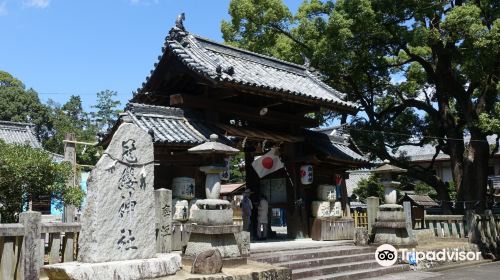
[0, 120, 41, 148]
[138, 28, 358, 112]
[346, 169, 372, 196]
[124, 103, 227, 145]
[306, 130, 369, 164]
[401, 194, 439, 207]
[395, 135, 499, 162]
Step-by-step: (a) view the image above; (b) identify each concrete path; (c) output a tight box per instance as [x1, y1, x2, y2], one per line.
[364, 261, 500, 280]
[250, 238, 354, 253]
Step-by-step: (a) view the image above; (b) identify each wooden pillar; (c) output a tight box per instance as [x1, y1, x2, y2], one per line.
[155, 189, 172, 253]
[340, 172, 350, 217]
[19, 211, 41, 280]
[244, 146, 259, 238]
[63, 133, 77, 223]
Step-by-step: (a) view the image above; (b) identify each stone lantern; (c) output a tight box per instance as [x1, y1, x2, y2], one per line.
[372, 159, 406, 205]
[183, 134, 247, 268]
[371, 160, 416, 245]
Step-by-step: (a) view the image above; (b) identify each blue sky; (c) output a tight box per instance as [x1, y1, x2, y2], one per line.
[0, 0, 303, 111]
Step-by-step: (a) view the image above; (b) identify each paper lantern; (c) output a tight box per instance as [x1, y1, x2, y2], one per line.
[300, 165, 313, 185]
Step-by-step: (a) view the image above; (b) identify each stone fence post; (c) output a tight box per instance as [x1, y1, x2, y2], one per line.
[155, 188, 172, 253]
[366, 196, 379, 234]
[19, 211, 42, 280]
[403, 201, 415, 239]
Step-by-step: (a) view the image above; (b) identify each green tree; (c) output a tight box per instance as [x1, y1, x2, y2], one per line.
[44, 96, 100, 166]
[222, 0, 500, 213]
[352, 174, 384, 202]
[0, 141, 84, 222]
[91, 90, 121, 134]
[229, 152, 246, 183]
[0, 70, 51, 141]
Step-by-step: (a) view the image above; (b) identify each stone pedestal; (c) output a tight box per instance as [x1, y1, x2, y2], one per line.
[372, 204, 417, 246]
[184, 225, 243, 260]
[43, 254, 181, 280]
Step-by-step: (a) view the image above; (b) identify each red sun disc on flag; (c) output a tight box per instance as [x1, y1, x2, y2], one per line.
[262, 157, 274, 169]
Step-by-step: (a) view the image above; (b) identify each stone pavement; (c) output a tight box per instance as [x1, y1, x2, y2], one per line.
[364, 261, 500, 280]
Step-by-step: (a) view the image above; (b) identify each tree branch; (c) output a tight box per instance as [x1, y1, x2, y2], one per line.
[268, 23, 313, 53]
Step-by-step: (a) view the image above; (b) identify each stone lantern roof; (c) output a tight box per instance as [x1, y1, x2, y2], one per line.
[187, 134, 239, 155]
[372, 159, 407, 174]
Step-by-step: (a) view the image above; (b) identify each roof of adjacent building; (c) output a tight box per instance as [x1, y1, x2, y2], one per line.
[400, 194, 439, 207]
[137, 27, 358, 113]
[310, 126, 369, 165]
[220, 183, 246, 195]
[395, 135, 499, 162]
[0, 120, 42, 148]
[123, 103, 224, 145]
[346, 169, 372, 196]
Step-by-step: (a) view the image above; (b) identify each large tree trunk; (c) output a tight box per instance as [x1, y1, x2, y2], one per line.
[458, 131, 490, 213]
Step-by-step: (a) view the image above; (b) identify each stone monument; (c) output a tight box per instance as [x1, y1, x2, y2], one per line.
[372, 160, 417, 246]
[43, 120, 181, 279]
[183, 134, 246, 270]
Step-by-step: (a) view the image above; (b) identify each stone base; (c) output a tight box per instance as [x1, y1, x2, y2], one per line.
[373, 227, 417, 246]
[379, 204, 403, 210]
[42, 254, 181, 280]
[184, 232, 241, 258]
[182, 256, 247, 267]
[190, 208, 233, 225]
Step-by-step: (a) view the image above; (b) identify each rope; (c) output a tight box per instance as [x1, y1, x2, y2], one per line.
[103, 152, 154, 167]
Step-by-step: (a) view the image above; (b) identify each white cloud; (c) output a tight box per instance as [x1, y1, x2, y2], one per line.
[24, 0, 50, 9]
[130, 0, 159, 5]
[0, 1, 7, 16]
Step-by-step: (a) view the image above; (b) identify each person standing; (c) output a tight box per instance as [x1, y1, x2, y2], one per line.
[257, 195, 269, 239]
[241, 189, 253, 232]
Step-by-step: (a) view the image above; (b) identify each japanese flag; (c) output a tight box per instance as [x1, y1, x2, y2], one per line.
[252, 148, 284, 178]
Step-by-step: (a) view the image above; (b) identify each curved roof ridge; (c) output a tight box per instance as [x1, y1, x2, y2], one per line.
[192, 34, 308, 71]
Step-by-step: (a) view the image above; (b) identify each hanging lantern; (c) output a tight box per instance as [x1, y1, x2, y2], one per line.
[300, 165, 313, 185]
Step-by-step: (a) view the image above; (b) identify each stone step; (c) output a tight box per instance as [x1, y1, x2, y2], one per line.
[276, 252, 374, 270]
[252, 246, 374, 264]
[292, 260, 381, 279]
[251, 240, 355, 254]
[298, 264, 409, 280]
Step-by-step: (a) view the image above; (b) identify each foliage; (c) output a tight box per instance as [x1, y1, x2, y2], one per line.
[0, 70, 51, 141]
[43, 96, 101, 166]
[0, 140, 84, 222]
[352, 174, 384, 202]
[91, 90, 121, 134]
[414, 181, 457, 202]
[222, 0, 500, 210]
[228, 152, 246, 183]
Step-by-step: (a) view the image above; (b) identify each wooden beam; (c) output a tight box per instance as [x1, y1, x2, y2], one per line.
[170, 94, 318, 127]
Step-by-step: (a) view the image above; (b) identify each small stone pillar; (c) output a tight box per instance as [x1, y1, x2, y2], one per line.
[20, 211, 42, 280]
[367, 196, 379, 234]
[155, 188, 173, 253]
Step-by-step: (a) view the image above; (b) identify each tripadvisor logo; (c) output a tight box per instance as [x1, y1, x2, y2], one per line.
[375, 244, 482, 266]
[375, 244, 398, 267]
